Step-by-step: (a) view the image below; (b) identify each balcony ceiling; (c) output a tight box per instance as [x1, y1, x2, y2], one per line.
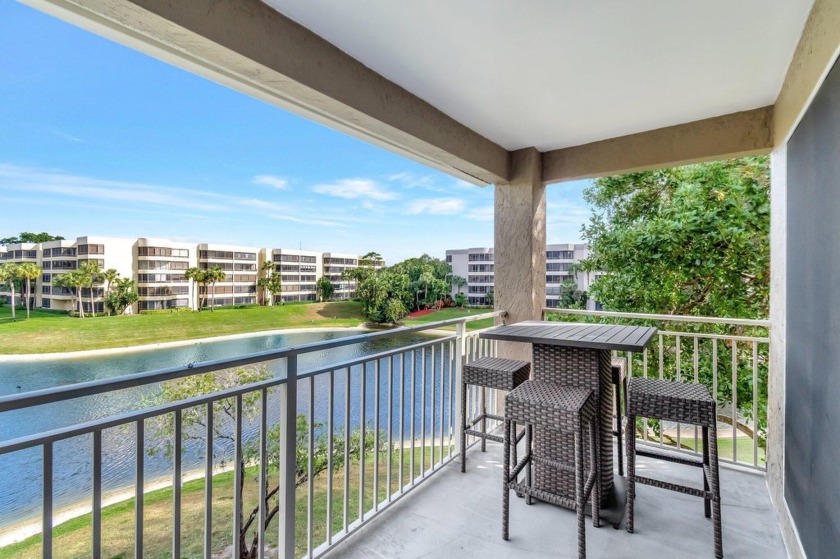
[264, 0, 813, 152]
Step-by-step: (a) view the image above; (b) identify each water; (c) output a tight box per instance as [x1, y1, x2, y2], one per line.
[0, 328, 452, 533]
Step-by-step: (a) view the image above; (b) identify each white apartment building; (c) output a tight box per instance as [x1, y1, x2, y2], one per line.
[446, 244, 601, 309]
[1, 236, 381, 313]
[270, 248, 321, 303]
[197, 243, 261, 308]
[322, 252, 361, 300]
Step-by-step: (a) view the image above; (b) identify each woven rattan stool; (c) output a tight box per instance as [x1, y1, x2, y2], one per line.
[461, 357, 530, 472]
[503, 380, 600, 559]
[626, 377, 722, 558]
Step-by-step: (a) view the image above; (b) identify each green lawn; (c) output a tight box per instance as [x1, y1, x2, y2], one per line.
[0, 446, 448, 559]
[401, 307, 496, 331]
[0, 304, 494, 354]
[0, 302, 365, 354]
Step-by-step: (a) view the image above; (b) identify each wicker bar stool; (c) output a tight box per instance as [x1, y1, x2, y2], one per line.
[460, 357, 531, 472]
[503, 380, 600, 559]
[625, 377, 722, 558]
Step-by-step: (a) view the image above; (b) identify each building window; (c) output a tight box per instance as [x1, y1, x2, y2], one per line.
[234, 252, 256, 260]
[300, 255, 317, 263]
[78, 244, 105, 255]
[41, 298, 50, 308]
[546, 262, 571, 272]
[546, 250, 574, 259]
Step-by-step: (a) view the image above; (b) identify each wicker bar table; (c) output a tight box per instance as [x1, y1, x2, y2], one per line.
[480, 321, 656, 524]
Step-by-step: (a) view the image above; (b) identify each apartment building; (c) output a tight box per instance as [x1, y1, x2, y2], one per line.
[196, 243, 261, 308]
[1, 236, 381, 313]
[270, 248, 321, 302]
[446, 244, 600, 309]
[322, 252, 361, 300]
[1, 237, 136, 312]
[135, 238, 196, 312]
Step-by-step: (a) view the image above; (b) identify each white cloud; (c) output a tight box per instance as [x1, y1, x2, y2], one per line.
[269, 214, 345, 228]
[406, 197, 465, 215]
[313, 178, 398, 201]
[252, 174, 288, 190]
[464, 205, 494, 221]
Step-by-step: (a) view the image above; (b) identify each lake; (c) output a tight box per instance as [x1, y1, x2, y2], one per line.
[0, 328, 454, 533]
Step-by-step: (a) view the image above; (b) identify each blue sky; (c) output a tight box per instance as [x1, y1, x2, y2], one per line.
[0, 2, 592, 264]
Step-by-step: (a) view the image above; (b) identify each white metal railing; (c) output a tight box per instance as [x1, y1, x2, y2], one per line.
[0, 311, 503, 559]
[543, 308, 770, 471]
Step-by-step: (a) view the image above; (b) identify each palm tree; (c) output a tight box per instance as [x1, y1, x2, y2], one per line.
[451, 275, 467, 295]
[55, 271, 86, 318]
[0, 263, 19, 321]
[185, 267, 207, 311]
[205, 265, 227, 311]
[101, 268, 120, 315]
[258, 261, 282, 306]
[16, 262, 41, 319]
[79, 260, 103, 317]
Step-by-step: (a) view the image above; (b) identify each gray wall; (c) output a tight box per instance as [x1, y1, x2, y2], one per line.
[786, 57, 840, 559]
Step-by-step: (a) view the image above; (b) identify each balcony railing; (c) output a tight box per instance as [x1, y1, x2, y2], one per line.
[543, 307, 770, 471]
[0, 311, 503, 559]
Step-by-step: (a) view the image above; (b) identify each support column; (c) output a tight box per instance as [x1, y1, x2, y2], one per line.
[494, 147, 546, 361]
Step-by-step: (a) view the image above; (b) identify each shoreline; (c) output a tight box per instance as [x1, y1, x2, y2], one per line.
[0, 324, 372, 363]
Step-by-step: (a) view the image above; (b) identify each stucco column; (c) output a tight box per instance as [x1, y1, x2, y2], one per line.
[494, 147, 546, 361]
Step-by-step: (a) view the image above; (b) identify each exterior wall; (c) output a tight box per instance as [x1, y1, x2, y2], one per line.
[446, 243, 595, 308]
[197, 243, 261, 308]
[270, 248, 322, 303]
[135, 238, 196, 312]
[783, 55, 840, 559]
[322, 252, 360, 300]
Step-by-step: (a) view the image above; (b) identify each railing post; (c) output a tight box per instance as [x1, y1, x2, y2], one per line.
[454, 321, 466, 460]
[279, 354, 298, 559]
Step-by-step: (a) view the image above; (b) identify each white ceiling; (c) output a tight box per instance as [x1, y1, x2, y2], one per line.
[264, 0, 813, 152]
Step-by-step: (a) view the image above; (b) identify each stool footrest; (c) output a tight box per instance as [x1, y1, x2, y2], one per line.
[465, 412, 504, 430]
[464, 429, 505, 444]
[634, 475, 715, 500]
[637, 448, 704, 468]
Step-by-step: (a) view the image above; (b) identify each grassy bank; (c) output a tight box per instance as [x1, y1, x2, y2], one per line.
[0, 303, 493, 354]
[0, 446, 448, 559]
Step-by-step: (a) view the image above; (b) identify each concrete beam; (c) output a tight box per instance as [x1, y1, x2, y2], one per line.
[774, 0, 840, 146]
[24, 0, 510, 185]
[542, 107, 774, 184]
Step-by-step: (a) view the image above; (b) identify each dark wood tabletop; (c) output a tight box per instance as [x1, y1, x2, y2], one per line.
[478, 321, 657, 352]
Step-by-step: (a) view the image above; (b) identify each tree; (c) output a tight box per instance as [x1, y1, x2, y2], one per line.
[257, 261, 282, 306]
[101, 268, 121, 316]
[557, 279, 587, 310]
[105, 278, 139, 315]
[580, 157, 769, 318]
[359, 251, 383, 267]
[0, 232, 64, 245]
[356, 269, 411, 323]
[315, 275, 335, 302]
[16, 262, 41, 319]
[578, 156, 771, 449]
[451, 275, 467, 296]
[0, 263, 19, 320]
[145, 367, 381, 559]
[79, 260, 103, 317]
[55, 270, 86, 318]
[205, 265, 227, 311]
[454, 293, 467, 308]
[185, 267, 208, 311]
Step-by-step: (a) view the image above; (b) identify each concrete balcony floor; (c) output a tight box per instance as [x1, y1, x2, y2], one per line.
[325, 441, 787, 559]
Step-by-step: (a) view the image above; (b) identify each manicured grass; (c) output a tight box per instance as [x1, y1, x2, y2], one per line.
[0, 302, 366, 354]
[0, 446, 448, 559]
[0, 304, 497, 354]
[401, 307, 496, 331]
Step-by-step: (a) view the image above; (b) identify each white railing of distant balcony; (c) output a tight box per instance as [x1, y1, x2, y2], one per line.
[543, 307, 770, 472]
[0, 311, 503, 559]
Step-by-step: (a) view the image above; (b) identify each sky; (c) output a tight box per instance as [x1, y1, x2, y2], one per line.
[0, 2, 593, 264]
